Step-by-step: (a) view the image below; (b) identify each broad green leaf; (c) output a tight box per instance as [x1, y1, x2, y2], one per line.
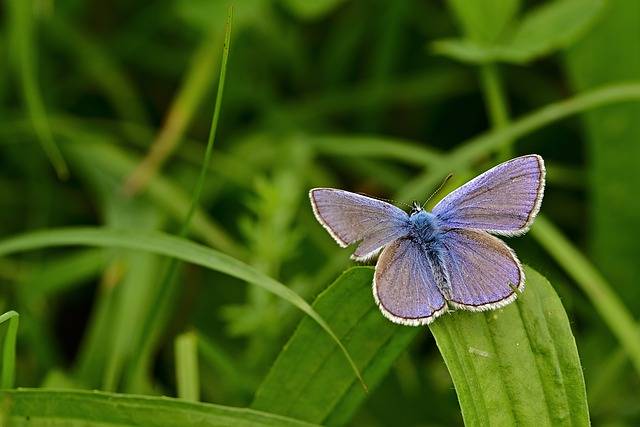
[0, 227, 364, 389]
[431, 266, 589, 426]
[252, 267, 417, 426]
[435, 0, 605, 64]
[253, 266, 588, 426]
[446, 0, 520, 44]
[0, 389, 318, 427]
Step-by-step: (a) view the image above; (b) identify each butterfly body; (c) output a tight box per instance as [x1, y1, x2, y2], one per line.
[408, 209, 441, 245]
[310, 155, 545, 326]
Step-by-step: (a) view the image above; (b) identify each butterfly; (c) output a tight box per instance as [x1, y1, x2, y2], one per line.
[309, 154, 545, 326]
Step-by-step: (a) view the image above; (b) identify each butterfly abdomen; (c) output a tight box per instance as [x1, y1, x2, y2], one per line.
[408, 211, 452, 298]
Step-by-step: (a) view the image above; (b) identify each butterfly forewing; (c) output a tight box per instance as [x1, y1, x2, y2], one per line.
[440, 228, 523, 310]
[432, 155, 545, 236]
[374, 238, 447, 325]
[309, 188, 410, 260]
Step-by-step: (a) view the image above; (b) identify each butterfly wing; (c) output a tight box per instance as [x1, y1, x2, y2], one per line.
[432, 154, 545, 236]
[373, 238, 447, 325]
[440, 228, 524, 310]
[310, 188, 410, 260]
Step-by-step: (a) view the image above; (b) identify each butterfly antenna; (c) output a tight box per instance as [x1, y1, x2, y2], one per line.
[422, 173, 453, 208]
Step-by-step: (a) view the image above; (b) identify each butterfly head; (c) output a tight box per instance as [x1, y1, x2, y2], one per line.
[410, 201, 423, 215]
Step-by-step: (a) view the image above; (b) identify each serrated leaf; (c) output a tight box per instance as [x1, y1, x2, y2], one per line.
[252, 266, 589, 426]
[435, 0, 605, 64]
[0, 389, 318, 426]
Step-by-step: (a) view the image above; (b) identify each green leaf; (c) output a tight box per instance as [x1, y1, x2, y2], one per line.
[253, 266, 589, 426]
[435, 0, 605, 64]
[430, 266, 589, 426]
[0, 389, 318, 426]
[252, 267, 416, 426]
[507, 0, 605, 61]
[446, 0, 521, 44]
[0, 227, 364, 391]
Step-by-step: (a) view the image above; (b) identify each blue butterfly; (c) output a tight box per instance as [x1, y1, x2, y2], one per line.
[310, 155, 545, 325]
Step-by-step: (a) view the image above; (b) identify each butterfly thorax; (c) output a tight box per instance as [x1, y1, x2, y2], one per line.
[408, 210, 452, 298]
[408, 210, 442, 245]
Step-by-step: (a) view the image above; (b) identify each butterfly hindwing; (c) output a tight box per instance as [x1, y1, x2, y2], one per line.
[432, 154, 545, 236]
[440, 228, 524, 310]
[309, 188, 410, 260]
[373, 238, 447, 325]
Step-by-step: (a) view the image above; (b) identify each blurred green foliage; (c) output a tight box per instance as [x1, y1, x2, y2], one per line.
[1, 0, 639, 425]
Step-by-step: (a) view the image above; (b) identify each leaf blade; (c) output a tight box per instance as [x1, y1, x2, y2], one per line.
[252, 266, 589, 427]
[0, 389, 318, 427]
[430, 266, 589, 426]
[252, 267, 417, 425]
[0, 227, 363, 389]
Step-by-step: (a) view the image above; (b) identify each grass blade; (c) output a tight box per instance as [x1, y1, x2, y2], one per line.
[126, 6, 233, 392]
[254, 265, 588, 426]
[0, 227, 365, 390]
[396, 82, 640, 201]
[0, 389, 319, 426]
[253, 267, 416, 425]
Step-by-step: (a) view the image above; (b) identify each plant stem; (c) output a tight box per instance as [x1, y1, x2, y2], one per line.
[175, 332, 200, 401]
[479, 63, 511, 160]
[125, 7, 234, 392]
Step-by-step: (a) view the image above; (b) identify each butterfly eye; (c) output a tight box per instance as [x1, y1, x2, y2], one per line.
[410, 201, 422, 214]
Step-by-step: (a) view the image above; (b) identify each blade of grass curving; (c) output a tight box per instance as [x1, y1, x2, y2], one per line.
[125, 7, 233, 392]
[7, 0, 68, 178]
[0, 389, 319, 427]
[395, 82, 640, 201]
[430, 266, 589, 426]
[253, 268, 416, 425]
[530, 216, 640, 376]
[0, 227, 365, 391]
[0, 311, 19, 389]
[175, 332, 200, 402]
